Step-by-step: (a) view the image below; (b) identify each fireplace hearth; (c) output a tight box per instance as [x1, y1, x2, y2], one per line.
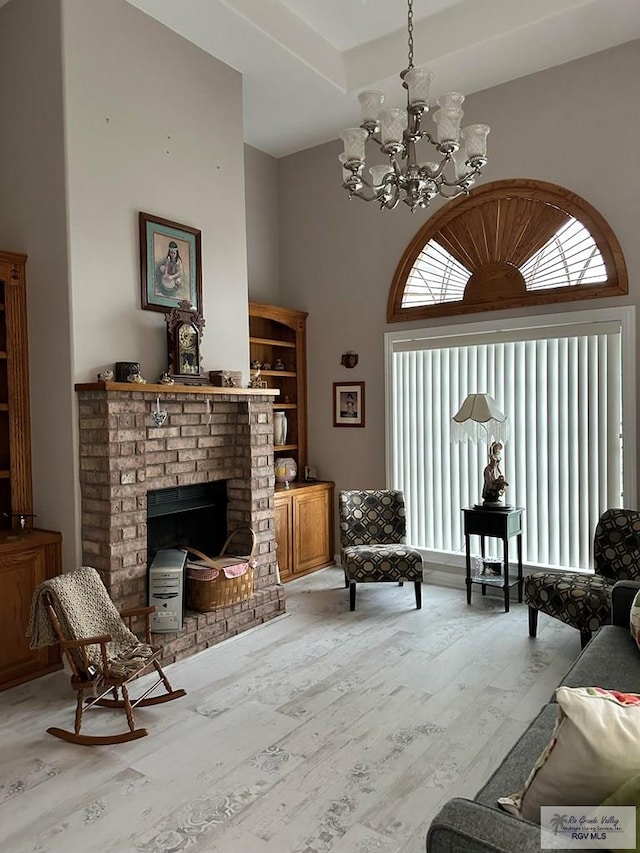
[75, 382, 284, 663]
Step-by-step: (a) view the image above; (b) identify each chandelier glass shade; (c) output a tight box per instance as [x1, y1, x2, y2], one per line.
[339, 0, 490, 213]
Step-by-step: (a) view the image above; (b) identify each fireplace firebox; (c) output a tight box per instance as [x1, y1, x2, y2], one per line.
[146, 481, 228, 564]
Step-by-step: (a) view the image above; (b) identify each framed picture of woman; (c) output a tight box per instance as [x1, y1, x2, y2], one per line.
[333, 382, 365, 427]
[139, 212, 202, 313]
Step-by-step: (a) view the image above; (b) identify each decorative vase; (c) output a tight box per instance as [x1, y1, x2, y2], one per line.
[274, 411, 287, 446]
[275, 457, 297, 487]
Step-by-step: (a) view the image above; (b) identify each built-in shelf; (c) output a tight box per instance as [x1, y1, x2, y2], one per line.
[0, 470, 9, 479]
[249, 336, 296, 349]
[273, 403, 297, 410]
[275, 443, 298, 452]
[251, 369, 296, 378]
[0, 405, 8, 412]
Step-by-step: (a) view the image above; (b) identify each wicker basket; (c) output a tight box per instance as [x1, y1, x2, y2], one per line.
[185, 528, 256, 612]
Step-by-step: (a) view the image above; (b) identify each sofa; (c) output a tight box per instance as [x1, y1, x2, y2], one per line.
[426, 580, 640, 853]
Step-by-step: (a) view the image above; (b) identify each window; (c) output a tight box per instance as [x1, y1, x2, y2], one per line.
[385, 308, 636, 571]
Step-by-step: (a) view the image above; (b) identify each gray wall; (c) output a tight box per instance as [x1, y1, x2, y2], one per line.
[63, 0, 249, 383]
[278, 42, 640, 519]
[245, 144, 280, 304]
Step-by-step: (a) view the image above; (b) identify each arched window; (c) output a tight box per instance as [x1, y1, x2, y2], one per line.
[387, 179, 627, 322]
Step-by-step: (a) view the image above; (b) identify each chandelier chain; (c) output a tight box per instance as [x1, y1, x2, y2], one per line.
[407, 0, 414, 69]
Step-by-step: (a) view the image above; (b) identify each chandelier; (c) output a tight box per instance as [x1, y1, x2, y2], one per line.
[339, 0, 490, 213]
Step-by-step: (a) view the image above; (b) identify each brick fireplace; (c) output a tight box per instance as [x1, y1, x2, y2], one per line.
[75, 382, 284, 663]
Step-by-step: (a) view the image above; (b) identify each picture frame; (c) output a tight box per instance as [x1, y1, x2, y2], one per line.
[333, 381, 365, 428]
[139, 212, 202, 313]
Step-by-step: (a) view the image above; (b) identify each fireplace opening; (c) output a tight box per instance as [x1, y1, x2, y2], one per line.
[147, 481, 228, 564]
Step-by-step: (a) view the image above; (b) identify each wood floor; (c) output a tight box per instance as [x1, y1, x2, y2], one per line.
[0, 566, 579, 853]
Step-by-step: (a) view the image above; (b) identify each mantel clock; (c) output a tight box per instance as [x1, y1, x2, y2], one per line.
[165, 300, 206, 384]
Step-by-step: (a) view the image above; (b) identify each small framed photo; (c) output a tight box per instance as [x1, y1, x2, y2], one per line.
[333, 381, 365, 428]
[139, 212, 202, 313]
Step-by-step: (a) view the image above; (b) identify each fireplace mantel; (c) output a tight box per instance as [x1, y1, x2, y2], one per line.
[75, 380, 280, 397]
[75, 382, 284, 663]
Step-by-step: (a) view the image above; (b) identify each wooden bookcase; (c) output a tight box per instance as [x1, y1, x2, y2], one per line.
[0, 251, 62, 690]
[0, 251, 33, 525]
[249, 301, 334, 580]
[249, 301, 308, 476]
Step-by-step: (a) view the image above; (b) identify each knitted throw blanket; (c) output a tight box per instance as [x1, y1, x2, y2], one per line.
[27, 565, 154, 678]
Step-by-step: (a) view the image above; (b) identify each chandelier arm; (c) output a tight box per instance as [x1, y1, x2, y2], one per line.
[438, 185, 471, 200]
[349, 182, 392, 203]
[439, 165, 483, 188]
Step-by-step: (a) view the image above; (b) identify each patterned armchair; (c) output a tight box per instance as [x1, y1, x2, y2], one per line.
[338, 489, 423, 611]
[525, 508, 640, 648]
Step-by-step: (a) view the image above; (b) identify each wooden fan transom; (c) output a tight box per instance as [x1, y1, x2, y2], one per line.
[387, 179, 628, 323]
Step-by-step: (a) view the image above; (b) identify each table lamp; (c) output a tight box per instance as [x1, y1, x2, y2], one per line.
[451, 393, 510, 508]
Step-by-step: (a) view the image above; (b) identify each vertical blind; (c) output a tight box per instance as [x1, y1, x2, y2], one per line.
[390, 321, 623, 570]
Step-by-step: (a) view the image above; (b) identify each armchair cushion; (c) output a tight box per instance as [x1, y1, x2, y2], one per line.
[342, 544, 422, 583]
[524, 571, 613, 634]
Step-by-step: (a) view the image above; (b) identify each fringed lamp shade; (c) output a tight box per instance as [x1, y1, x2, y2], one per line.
[451, 393, 509, 443]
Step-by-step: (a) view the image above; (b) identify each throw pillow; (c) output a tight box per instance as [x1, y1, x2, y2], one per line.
[601, 773, 640, 853]
[498, 686, 640, 824]
[630, 588, 640, 649]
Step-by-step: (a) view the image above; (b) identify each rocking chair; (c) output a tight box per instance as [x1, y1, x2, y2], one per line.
[27, 565, 186, 746]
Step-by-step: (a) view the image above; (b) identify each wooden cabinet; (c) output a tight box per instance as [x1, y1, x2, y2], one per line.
[274, 482, 334, 581]
[249, 302, 308, 477]
[0, 529, 63, 690]
[0, 252, 63, 690]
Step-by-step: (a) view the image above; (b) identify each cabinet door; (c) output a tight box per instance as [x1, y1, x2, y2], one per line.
[0, 546, 55, 688]
[274, 494, 293, 581]
[293, 489, 332, 574]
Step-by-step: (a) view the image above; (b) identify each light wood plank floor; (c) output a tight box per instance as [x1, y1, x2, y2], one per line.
[0, 567, 579, 853]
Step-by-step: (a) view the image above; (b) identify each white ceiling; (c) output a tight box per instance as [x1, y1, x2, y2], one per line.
[130, 1, 638, 156]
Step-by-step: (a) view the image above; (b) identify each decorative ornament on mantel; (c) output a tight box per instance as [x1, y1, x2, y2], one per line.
[339, 0, 490, 213]
[151, 395, 168, 428]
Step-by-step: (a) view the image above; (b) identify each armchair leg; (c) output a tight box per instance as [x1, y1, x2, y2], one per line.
[414, 582, 422, 610]
[349, 582, 356, 611]
[580, 630, 592, 649]
[528, 607, 538, 638]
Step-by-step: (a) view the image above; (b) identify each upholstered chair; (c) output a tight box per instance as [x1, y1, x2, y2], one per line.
[525, 508, 640, 648]
[338, 489, 423, 611]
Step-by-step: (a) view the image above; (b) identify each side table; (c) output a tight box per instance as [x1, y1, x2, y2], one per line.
[462, 506, 524, 613]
